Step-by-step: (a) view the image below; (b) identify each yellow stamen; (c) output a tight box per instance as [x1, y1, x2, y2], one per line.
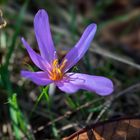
[60, 59, 67, 70]
[49, 59, 67, 81]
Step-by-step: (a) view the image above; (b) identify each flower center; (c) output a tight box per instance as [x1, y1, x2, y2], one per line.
[49, 59, 67, 81]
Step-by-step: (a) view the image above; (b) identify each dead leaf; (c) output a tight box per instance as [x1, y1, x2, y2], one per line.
[63, 116, 140, 140]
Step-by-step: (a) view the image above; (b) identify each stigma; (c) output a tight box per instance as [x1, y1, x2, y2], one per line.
[49, 59, 67, 81]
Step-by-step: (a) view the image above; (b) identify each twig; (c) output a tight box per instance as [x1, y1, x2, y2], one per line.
[33, 83, 140, 133]
[94, 83, 140, 123]
[58, 123, 80, 133]
[33, 98, 103, 133]
[86, 112, 94, 124]
[91, 42, 140, 70]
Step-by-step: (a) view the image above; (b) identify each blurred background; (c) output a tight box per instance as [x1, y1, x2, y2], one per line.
[0, 0, 140, 139]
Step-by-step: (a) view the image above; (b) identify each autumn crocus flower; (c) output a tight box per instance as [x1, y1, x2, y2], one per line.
[21, 9, 113, 95]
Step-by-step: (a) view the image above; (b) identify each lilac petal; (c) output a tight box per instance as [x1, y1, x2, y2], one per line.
[62, 23, 97, 72]
[34, 9, 57, 63]
[57, 73, 113, 95]
[21, 70, 52, 85]
[56, 80, 79, 94]
[21, 38, 51, 71]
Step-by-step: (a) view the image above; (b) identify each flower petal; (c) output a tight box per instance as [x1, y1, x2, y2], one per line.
[21, 70, 52, 85]
[21, 38, 51, 71]
[57, 73, 113, 95]
[62, 23, 97, 72]
[56, 80, 79, 94]
[34, 9, 57, 63]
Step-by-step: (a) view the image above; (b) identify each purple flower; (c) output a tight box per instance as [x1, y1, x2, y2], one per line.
[21, 9, 114, 95]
